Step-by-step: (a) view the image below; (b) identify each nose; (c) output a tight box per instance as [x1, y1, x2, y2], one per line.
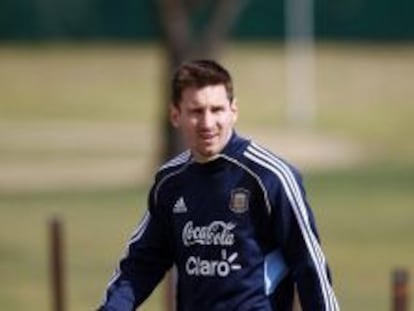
[200, 110, 214, 129]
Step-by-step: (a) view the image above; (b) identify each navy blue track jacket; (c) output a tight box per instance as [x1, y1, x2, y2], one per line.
[99, 133, 339, 311]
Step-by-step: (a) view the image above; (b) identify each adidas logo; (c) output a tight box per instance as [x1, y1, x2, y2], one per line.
[173, 197, 187, 214]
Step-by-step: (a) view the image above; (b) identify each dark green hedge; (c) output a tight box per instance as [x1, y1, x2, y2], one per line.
[0, 0, 412, 40]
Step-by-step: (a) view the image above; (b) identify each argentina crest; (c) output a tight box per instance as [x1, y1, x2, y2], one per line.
[229, 188, 250, 214]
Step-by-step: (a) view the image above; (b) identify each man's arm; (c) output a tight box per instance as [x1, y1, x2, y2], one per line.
[275, 168, 339, 311]
[98, 187, 173, 311]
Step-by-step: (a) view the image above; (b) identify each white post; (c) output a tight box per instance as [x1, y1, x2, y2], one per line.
[285, 0, 315, 126]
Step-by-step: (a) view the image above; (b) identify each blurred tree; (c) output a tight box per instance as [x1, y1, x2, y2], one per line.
[156, 0, 249, 161]
[156, 2, 249, 309]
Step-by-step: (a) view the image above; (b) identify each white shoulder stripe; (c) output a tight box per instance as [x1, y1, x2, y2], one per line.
[250, 143, 310, 223]
[245, 146, 334, 307]
[248, 144, 327, 265]
[246, 145, 325, 265]
[129, 210, 151, 244]
[154, 161, 190, 206]
[248, 143, 326, 261]
[245, 148, 334, 309]
[103, 210, 151, 302]
[246, 145, 339, 310]
[244, 144, 339, 310]
[158, 150, 191, 171]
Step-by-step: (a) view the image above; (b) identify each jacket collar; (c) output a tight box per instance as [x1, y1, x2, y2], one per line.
[219, 130, 249, 158]
[188, 130, 249, 164]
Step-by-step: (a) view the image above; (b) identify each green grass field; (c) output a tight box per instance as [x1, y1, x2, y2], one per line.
[0, 42, 413, 310]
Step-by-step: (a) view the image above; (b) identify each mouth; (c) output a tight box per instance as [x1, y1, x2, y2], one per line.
[198, 132, 217, 142]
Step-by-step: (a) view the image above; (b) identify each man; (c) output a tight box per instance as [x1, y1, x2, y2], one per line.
[98, 60, 339, 310]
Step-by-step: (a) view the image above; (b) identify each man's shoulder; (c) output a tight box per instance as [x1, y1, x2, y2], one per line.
[241, 140, 302, 183]
[155, 150, 192, 180]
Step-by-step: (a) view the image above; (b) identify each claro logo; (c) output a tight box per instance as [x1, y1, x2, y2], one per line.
[186, 249, 241, 277]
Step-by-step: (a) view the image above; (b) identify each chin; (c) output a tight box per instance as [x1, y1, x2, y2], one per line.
[198, 147, 219, 159]
[200, 149, 216, 157]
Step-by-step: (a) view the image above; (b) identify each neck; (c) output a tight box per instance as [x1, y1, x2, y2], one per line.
[194, 153, 220, 163]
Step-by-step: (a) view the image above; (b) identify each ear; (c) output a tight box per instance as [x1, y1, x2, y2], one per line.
[170, 103, 181, 128]
[230, 98, 239, 123]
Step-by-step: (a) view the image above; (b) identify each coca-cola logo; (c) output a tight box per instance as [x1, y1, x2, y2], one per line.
[182, 221, 235, 247]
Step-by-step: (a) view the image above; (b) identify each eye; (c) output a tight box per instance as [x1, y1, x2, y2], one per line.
[211, 106, 224, 113]
[189, 108, 203, 116]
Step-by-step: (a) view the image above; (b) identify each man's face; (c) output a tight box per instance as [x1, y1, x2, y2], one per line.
[170, 84, 238, 162]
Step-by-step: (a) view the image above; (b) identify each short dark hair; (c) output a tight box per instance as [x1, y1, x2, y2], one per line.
[171, 59, 234, 106]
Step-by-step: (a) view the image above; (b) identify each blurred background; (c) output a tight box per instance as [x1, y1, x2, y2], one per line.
[0, 0, 413, 310]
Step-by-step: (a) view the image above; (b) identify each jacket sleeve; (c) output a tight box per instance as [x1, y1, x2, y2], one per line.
[274, 168, 339, 311]
[98, 185, 174, 311]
